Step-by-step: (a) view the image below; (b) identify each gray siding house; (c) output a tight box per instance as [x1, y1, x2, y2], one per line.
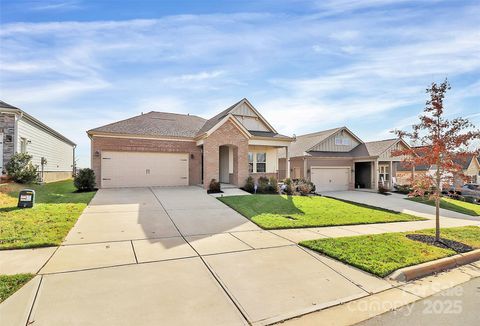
[0, 100, 76, 183]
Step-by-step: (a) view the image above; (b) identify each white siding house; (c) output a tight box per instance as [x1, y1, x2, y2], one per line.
[0, 100, 76, 183]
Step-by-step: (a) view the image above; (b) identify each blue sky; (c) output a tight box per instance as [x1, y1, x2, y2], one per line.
[1, 0, 479, 168]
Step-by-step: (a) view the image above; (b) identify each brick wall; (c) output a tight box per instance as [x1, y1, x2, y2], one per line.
[0, 113, 16, 173]
[203, 120, 249, 189]
[91, 136, 202, 187]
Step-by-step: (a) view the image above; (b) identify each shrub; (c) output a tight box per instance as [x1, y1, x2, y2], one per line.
[257, 176, 269, 193]
[5, 153, 39, 184]
[268, 177, 279, 193]
[283, 178, 294, 195]
[74, 168, 96, 192]
[378, 185, 389, 195]
[296, 179, 313, 196]
[394, 184, 412, 194]
[207, 179, 221, 193]
[244, 176, 255, 193]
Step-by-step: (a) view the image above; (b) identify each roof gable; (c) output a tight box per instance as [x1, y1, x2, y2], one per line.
[196, 98, 276, 136]
[307, 127, 363, 152]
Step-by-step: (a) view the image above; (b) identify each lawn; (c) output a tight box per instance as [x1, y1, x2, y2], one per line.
[218, 195, 425, 229]
[0, 274, 34, 303]
[0, 180, 96, 250]
[300, 226, 480, 277]
[407, 196, 480, 216]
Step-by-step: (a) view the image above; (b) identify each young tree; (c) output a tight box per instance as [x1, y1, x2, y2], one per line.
[393, 80, 480, 242]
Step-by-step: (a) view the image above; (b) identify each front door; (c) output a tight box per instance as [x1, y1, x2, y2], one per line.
[219, 146, 230, 183]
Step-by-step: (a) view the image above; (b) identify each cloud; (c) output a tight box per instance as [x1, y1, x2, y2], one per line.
[0, 2, 478, 167]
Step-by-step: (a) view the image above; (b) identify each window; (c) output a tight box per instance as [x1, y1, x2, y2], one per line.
[335, 137, 350, 146]
[379, 165, 390, 181]
[256, 152, 266, 173]
[248, 152, 254, 173]
[20, 138, 28, 153]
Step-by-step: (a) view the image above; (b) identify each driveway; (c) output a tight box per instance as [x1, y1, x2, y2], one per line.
[322, 191, 479, 221]
[3, 186, 397, 326]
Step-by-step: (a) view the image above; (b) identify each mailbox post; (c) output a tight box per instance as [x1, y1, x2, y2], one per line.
[18, 189, 35, 208]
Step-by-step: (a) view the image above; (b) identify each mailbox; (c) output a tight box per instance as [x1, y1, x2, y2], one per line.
[18, 189, 35, 208]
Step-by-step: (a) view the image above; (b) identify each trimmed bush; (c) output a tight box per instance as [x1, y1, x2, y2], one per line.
[283, 178, 294, 195]
[74, 168, 96, 192]
[244, 176, 255, 193]
[5, 153, 39, 184]
[257, 176, 269, 193]
[296, 179, 313, 196]
[208, 178, 221, 193]
[378, 185, 389, 195]
[268, 177, 279, 193]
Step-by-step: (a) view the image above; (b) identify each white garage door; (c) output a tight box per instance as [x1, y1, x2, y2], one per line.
[311, 167, 350, 192]
[101, 151, 189, 188]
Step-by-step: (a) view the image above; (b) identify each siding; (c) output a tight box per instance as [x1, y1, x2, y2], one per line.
[309, 130, 360, 152]
[17, 119, 74, 172]
[379, 141, 408, 160]
[232, 102, 270, 131]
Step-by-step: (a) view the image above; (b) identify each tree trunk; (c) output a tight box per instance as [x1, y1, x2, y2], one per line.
[435, 168, 441, 242]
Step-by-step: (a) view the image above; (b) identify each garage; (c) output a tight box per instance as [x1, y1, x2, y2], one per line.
[101, 151, 189, 188]
[311, 166, 350, 192]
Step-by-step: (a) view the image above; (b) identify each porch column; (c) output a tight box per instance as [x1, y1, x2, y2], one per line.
[389, 160, 393, 190]
[373, 160, 378, 190]
[285, 146, 290, 179]
[411, 165, 415, 183]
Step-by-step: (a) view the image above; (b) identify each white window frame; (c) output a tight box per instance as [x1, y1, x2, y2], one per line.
[248, 151, 267, 173]
[379, 164, 390, 181]
[248, 152, 254, 173]
[20, 137, 28, 153]
[256, 152, 266, 173]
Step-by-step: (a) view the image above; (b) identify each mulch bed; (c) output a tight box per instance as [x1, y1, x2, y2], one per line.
[406, 234, 473, 253]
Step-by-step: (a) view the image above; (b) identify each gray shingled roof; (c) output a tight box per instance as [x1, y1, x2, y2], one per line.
[88, 111, 207, 138]
[248, 130, 291, 139]
[0, 100, 19, 109]
[350, 139, 398, 157]
[196, 99, 244, 136]
[279, 127, 342, 158]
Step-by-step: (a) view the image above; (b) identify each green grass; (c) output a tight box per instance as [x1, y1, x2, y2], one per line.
[218, 195, 425, 229]
[0, 180, 96, 250]
[0, 274, 34, 303]
[300, 226, 480, 277]
[407, 197, 480, 216]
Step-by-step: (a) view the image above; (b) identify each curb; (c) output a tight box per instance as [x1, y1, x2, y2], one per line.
[388, 249, 480, 281]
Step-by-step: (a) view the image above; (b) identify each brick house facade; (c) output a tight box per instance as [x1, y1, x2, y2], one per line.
[88, 99, 293, 189]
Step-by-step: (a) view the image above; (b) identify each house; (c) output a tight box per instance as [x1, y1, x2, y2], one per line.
[397, 153, 480, 185]
[0, 100, 76, 182]
[278, 127, 411, 192]
[87, 99, 293, 188]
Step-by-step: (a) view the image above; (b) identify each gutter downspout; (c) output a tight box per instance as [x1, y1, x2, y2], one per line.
[13, 111, 23, 154]
[73, 144, 77, 177]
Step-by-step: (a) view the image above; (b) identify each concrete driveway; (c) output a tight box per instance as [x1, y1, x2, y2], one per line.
[3, 186, 398, 326]
[322, 191, 479, 221]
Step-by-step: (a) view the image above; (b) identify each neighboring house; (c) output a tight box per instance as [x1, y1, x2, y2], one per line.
[278, 127, 411, 192]
[0, 100, 76, 183]
[396, 149, 480, 186]
[87, 98, 293, 188]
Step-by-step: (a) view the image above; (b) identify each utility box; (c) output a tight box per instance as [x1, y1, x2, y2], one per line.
[18, 189, 35, 208]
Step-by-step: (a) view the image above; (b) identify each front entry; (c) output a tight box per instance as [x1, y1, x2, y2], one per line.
[354, 162, 372, 189]
[219, 145, 230, 183]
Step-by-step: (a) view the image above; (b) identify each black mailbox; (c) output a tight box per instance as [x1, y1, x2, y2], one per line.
[18, 189, 35, 208]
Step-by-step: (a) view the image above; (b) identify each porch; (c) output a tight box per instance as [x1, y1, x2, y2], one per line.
[354, 160, 398, 191]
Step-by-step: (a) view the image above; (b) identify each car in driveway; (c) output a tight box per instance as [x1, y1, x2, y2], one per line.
[448, 183, 480, 204]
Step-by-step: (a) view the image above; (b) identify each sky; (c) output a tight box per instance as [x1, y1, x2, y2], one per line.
[0, 0, 479, 168]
